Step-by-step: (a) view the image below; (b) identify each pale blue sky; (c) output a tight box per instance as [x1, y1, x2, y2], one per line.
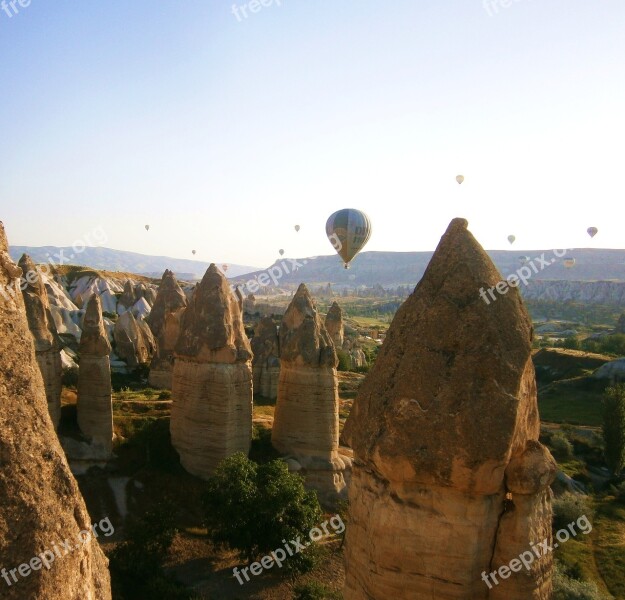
[1, 0, 624, 267]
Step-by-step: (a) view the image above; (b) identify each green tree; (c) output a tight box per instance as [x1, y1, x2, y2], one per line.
[202, 453, 323, 574]
[602, 384, 625, 476]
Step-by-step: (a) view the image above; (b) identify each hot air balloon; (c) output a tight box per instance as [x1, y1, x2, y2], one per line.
[564, 258, 576, 268]
[326, 208, 372, 269]
[145, 225, 150, 231]
[295, 225, 300, 232]
[507, 235, 516, 245]
[456, 175, 464, 184]
[279, 249, 285, 256]
[222, 264, 229, 272]
[192, 250, 196, 256]
[519, 256, 530, 265]
[587, 227, 598, 238]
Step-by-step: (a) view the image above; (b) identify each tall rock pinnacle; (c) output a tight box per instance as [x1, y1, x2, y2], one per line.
[18, 254, 63, 429]
[272, 284, 350, 506]
[171, 264, 253, 478]
[342, 218, 557, 599]
[0, 222, 112, 599]
[147, 270, 188, 389]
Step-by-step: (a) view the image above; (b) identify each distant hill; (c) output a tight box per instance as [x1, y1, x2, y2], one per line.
[8, 246, 260, 280]
[230, 249, 625, 288]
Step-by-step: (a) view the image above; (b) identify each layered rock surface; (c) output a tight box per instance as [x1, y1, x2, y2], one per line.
[272, 284, 350, 506]
[147, 270, 188, 388]
[18, 254, 63, 429]
[325, 301, 344, 349]
[77, 295, 113, 457]
[113, 310, 156, 368]
[251, 317, 280, 399]
[171, 264, 253, 479]
[0, 222, 112, 599]
[342, 218, 557, 600]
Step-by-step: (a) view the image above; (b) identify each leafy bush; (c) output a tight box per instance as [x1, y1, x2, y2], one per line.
[108, 501, 192, 600]
[202, 453, 323, 574]
[551, 432, 574, 461]
[603, 384, 625, 476]
[293, 581, 341, 600]
[552, 493, 594, 532]
[336, 349, 352, 372]
[61, 367, 79, 387]
[553, 565, 608, 600]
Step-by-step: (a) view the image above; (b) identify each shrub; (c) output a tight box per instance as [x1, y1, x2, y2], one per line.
[336, 350, 352, 372]
[108, 501, 191, 600]
[603, 384, 625, 476]
[202, 453, 323, 574]
[552, 493, 594, 532]
[61, 367, 79, 387]
[293, 581, 341, 600]
[551, 432, 574, 461]
[553, 565, 608, 600]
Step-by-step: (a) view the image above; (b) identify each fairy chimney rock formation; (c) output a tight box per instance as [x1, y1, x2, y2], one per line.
[272, 284, 350, 506]
[0, 222, 112, 599]
[171, 264, 253, 479]
[251, 317, 280, 399]
[77, 295, 113, 456]
[342, 218, 557, 600]
[18, 254, 63, 429]
[113, 310, 156, 368]
[325, 301, 344, 349]
[147, 269, 188, 388]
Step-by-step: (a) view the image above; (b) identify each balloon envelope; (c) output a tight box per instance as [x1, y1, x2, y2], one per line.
[587, 227, 598, 238]
[192, 250, 196, 255]
[279, 249, 285, 256]
[456, 175, 464, 184]
[145, 225, 150, 231]
[294, 225, 300, 232]
[564, 258, 576, 268]
[507, 235, 516, 245]
[326, 208, 372, 268]
[519, 255, 530, 264]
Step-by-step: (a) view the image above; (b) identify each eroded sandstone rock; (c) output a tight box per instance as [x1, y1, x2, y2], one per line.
[171, 264, 253, 479]
[77, 295, 113, 456]
[272, 284, 350, 506]
[342, 218, 556, 600]
[325, 301, 344, 349]
[251, 316, 280, 399]
[147, 270, 188, 388]
[18, 254, 63, 429]
[113, 310, 156, 368]
[0, 222, 112, 599]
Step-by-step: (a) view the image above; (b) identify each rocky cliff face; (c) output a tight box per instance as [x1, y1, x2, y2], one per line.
[147, 270, 188, 388]
[342, 219, 557, 599]
[272, 284, 350, 506]
[113, 310, 156, 368]
[77, 295, 113, 457]
[325, 302, 344, 349]
[0, 222, 112, 600]
[171, 264, 253, 479]
[524, 279, 625, 304]
[18, 254, 63, 429]
[251, 317, 280, 399]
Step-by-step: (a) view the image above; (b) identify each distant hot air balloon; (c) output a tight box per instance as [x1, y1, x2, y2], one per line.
[145, 225, 150, 231]
[564, 258, 576, 268]
[326, 208, 372, 269]
[294, 225, 300, 232]
[519, 255, 530, 265]
[587, 227, 598, 238]
[192, 250, 196, 256]
[456, 175, 464, 185]
[507, 235, 516, 245]
[222, 264, 229, 272]
[279, 249, 285, 256]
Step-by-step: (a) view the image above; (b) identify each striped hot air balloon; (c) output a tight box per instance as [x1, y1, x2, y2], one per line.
[325, 208, 372, 269]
